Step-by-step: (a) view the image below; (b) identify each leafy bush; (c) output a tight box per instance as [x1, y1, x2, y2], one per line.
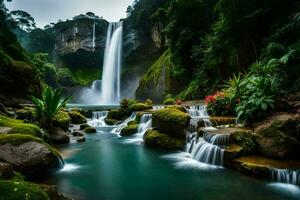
[206, 91, 235, 116]
[120, 98, 136, 110]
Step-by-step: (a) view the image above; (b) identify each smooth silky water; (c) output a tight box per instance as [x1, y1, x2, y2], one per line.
[46, 128, 300, 200]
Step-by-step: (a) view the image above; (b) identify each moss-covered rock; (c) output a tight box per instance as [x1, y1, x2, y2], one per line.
[128, 103, 152, 112]
[0, 180, 50, 200]
[84, 127, 97, 134]
[144, 130, 185, 150]
[166, 105, 186, 113]
[15, 107, 36, 121]
[232, 131, 257, 155]
[163, 98, 175, 105]
[0, 134, 60, 175]
[104, 118, 118, 125]
[254, 113, 300, 159]
[52, 111, 70, 131]
[127, 120, 139, 126]
[79, 123, 91, 130]
[107, 109, 129, 121]
[48, 127, 70, 144]
[0, 115, 48, 142]
[120, 124, 139, 137]
[152, 108, 190, 137]
[68, 111, 87, 124]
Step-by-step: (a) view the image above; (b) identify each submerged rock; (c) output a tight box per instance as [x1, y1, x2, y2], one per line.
[68, 111, 87, 124]
[144, 130, 185, 150]
[0, 134, 61, 175]
[254, 113, 300, 159]
[77, 137, 86, 143]
[120, 124, 139, 137]
[84, 127, 97, 134]
[152, 107, 190, 137]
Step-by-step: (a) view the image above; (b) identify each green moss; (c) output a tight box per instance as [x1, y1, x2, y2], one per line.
[68, 111, 87, 124]
[15, 107, 36, 121]
[0, 180, 50, 200]
[232, 131, 257, 155]
[166, 105, 186, 113]
[52, 111, 70, 131]
[163, 98, 175, 105]
[107, 109, 130, 121]
[70, 68, 101, 86]
[84, 127, 97, 134]
[127, 120, 139, 125]
[79, 124, 90, 130]
[120, 124, 139, 137]
[128, 103, 152, 112]
[0, 115, 47, 141]
[144, 130, 185, 150]
[152, 108, 190, 136]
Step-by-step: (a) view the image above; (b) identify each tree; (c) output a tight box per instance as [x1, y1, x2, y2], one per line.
[8, 10, 36, 44]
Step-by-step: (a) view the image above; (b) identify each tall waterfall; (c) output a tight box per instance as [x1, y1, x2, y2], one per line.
[92, 22, 96, 50]
[100, 22, 123, 105]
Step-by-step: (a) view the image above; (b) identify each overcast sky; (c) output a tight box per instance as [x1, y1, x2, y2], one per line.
[5, 0, 134, 28]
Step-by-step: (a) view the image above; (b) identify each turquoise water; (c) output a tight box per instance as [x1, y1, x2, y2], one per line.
[48, 131, 300, 200]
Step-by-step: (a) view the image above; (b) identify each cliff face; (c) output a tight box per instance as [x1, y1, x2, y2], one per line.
[151, 22, 167, 49]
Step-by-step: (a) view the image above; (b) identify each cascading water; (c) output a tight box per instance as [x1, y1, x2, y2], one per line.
[185, 105, 225, 166]
[100, 22, 123, 105]
[124, 114, 152, 144]
[271, 168, 300, 185]
[92, 22, 96, 50]
[112, 112, 136, 134]
[203, 132, 230, 146]
[88, 111, 108, 127]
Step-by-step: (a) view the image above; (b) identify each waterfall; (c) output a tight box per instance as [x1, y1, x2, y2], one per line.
[185, 105, 225, 166]
[92, 22, 96, 50]
[88, 111, 108, 127]
[271, 168, 300, 185]
[112, 112, 136, 134]
[100, 22, 123, 105]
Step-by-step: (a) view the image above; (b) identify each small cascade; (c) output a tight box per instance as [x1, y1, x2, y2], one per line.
[203, 132, 230, 146]
[271, 168, 300, 185]
[92, 22, 96, 50]
[88, 111, 108, 127]
[185, 105, 225, 166]
[112, 112, 136, 134]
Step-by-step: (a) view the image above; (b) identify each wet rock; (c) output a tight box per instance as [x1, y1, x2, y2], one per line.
[120, 124, 139, 137]
[144, 130, 185, 150]
[68, 111, 87, 124]
[84, 127, 97, 134]
[72, 131, 84, 137]
[52, 111, 71, 131]
[80, 123, 90, 130]
[77, 137, 86, 143]
[254, 113, 300, 159]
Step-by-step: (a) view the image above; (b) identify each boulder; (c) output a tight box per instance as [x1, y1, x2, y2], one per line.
[144, 130, 185, 150]
[152, 108, 190, 137]
[104, 118, 119, 125]
[80, 123, 91, 130]
[107, 109, 129, 121]
[72, 131, 84, 137]
[128, 103, 152, 112]
[120, 124, 139, 137]
[52, 111, 71, 131]
[49, 127, 70, 144]
[77, 137, 86, 143]
[231, 130, 257, 155]
[0, 134, 61, 175]
[15, 107, 36, 121]
[0, 162, 14, 179]
[84, 127, 97, 134]
[68, 111, 87, 124]
[254, 113, 300, 159]
[0, 103, 7, 114]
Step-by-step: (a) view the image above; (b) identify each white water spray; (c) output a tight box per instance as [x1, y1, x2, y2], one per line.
[100, 22, 123, 105]
[92, 22, 96, 50]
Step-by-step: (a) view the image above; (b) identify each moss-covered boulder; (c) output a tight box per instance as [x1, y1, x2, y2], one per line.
[107, 109, 129, 121]
[120, 124, 139, 137]
[48, 127, 70, 144]
[104, 118, 118, 125]
[0, 115, 49, 143]
[166, 105, 186, 113]
[232, 131, 257, 155]
[144, 130, 185, 150]
[52, 111, 70, 131]
[68, 111, 87, 124]
[79, 123, 91, 130]
[0, 134, 61, 175]
[15, 107, 36, 121]
[254, 114, 300, 159]
[84, 127, 97, 134]
[152, 108, 190, 137]
[0, 180, 50, 200]
[128, 103, 152, 112]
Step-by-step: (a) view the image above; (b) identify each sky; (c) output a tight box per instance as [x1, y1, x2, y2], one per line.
[5, 0, 134, 28]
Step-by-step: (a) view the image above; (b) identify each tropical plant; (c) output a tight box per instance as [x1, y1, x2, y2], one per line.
[29, 86, 72, 128]
[224, 73, 244, 101]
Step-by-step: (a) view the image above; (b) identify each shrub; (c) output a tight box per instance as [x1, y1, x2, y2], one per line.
[206, 91, 235, 116]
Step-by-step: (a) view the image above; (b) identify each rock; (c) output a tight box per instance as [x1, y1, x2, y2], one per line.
[254, 113, 300, 159]
[77, 137, 86, 143]
[209, 117, 237, 126]
[223, 144, 244, 166]
[152, 107, 190, 137]
[68, 111, 87, 124]
[231, 130, 257, 155]
[166, 105, 187, 113]
[127, 120, 139, 125]
[80, 123, 91, 130]
[72, 131, 84, 137]
[120, 124, 139, 137]
[49, 127, 70, 144]
[107, 109, 129, 121]
[128, 103, 152, 112]
[104, 118, 119, 125]
[0, 103, 7, 114]
[52, 110, 71, 131]
[15, 107, 36, 121]
[84, 127, 97, 134]
[144, 130, 185, 150]
[0, 134, 60, 175]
